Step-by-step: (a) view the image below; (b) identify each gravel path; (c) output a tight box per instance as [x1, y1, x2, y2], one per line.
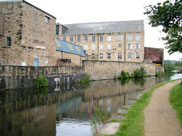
[144, 81, 182, 136]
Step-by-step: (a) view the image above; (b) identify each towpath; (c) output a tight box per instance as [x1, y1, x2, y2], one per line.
[144, 80, 182, 136]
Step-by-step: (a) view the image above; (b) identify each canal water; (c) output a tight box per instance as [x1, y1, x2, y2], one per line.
[0, 74, 181, 136]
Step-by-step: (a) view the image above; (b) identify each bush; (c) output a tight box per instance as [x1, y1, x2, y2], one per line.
[164, 64, 175, 73]
[133, 67, 146, 78]
[35, 76, 48, 88]
[118, 71, 130, 80]
[81, 74, 90, 85]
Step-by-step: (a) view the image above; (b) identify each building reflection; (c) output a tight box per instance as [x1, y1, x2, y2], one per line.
[0, 77, 164, 136]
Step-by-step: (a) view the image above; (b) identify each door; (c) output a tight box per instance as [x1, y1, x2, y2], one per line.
[34, 58, 39, 66]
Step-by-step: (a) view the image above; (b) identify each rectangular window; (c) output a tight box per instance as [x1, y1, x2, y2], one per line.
[84, 35, 88, 42]
[107, 53, 111, 59]
[6, 37, 11, 47]
[136, 33, 140, 40]
[99, 53, 103, 59]
[118, 52, 122, 59]
[84, 45, 88, 50]
[107, 33, 111, 41]
[118, 44, 122, 47]
[128, 52, 132, 59]
[99, 44, 103, 50]
[63, 36, 66, 41]
[45, 16, 50, 23]
[107, 44, 111, 50]
[77, 35, 81, 42]
[136, 43, 140, 49]
[100, 35, 103, 42]
[92, 35, 96, 42]
[136, 52, 140, 58]
[118, 34, 122, 41]
[70, 36, 73, 43]
[128, 43, 132, 50]
[92, 45, 96, 50]
[128, 33, 132, 41]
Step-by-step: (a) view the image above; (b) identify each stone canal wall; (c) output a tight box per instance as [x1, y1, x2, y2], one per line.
[0, 65, 84, 77]
[83, 60, 158, 80]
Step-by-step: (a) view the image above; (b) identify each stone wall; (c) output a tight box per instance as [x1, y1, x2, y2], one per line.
[83, 60, 156, 80]
[0, 65, 84, 77]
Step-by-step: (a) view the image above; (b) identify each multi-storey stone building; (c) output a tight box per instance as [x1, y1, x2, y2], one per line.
[0, 0, 85, 66]
[57, 20, 144, 62]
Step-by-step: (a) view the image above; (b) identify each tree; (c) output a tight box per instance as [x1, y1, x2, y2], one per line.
[144, 0, 182, 54]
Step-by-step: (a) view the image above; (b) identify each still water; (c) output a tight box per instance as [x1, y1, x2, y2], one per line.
[0, 74, 181, 136]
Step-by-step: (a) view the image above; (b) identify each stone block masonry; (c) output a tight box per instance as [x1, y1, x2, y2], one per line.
[83, 60, 157, 80]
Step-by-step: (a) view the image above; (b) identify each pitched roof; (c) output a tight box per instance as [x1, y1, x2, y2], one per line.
[62, 20, 144, 35]
[56, 39, 86, 57]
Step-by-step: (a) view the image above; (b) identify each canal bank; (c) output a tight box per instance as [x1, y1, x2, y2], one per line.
[99, 78, 181, 136]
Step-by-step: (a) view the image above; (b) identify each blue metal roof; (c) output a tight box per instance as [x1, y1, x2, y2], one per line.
[56, 39, 86, 57]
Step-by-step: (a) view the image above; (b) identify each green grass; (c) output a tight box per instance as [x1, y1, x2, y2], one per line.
[170, 83, 182, 126]
[112, 79, 180, 136]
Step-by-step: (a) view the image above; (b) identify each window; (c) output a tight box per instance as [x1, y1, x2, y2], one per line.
[136, 43, 140, 49]
[118, 52, 122, 59]
[92, 45, 96, 50]
[77, 35, 81, 42]
[118, 34, 122, 41]
[100, 35, 103, 42]
[136, 33, 140, 40]
[128, 33, 132, 40]
[70, 36, 73, 43]
[84, 45, 88, 50]
[136, 52, 140, 58]
[118, 44, 122, 47]
[107, 44, 111, 50]
[45, 16, 50, 23]
[99, 53, 103, 59]
[92, 35, 96, 42]
[6, 37, 11, 47]
[128, 43, 132, 50]
[107, 33, 111, 41]
[107, 53, 111, 59]
[84, 35, 88, 42]
[128, 52, 132, 59]
[99, 44, 103, 50]
[63, 36, 66, 41]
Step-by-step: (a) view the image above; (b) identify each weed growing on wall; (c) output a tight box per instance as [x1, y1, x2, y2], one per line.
[133, 67, 146, 78]
[34, 76, 48, 88]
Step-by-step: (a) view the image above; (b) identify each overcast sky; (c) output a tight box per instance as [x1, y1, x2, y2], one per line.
[27, 0, 182, 61]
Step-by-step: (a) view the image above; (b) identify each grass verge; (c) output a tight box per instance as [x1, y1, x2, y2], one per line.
[113, 79, 180, 136]
[170, 83, 182, 126]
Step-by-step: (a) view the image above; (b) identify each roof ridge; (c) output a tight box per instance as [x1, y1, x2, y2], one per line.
[63, 20, 144, 26]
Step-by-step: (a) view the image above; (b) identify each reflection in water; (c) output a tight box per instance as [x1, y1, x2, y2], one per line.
[1, 75, 180, 136]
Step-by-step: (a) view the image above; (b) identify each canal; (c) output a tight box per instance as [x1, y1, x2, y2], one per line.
[0, 74, 181, 136]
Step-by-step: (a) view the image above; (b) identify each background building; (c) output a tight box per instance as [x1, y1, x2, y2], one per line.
[144, 47, 164, 66]
[57, 20, 144, 63]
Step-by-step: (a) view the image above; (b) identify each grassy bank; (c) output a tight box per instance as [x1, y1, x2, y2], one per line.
[113, 79, 180, 136]
[170, 83, 182, 126]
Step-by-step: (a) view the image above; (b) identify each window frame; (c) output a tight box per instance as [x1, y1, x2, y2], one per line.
[77, 35, 81, 42]
[70, 36, 73, 43]
[99, 35, 103, 42]
[118, 52, 122, 59]
[128, 43, 132, 50]
[107, 52, 111, 59]
[136, 43, 140, 49]
[6, 37, 12, 47]
[44, 16, 50, 24]
[128, 33, 133, 41]
[92, 35, 96, 42]
[128, 52, 132, 59]
[99, 53, 103, 59]
[99, 44, 103, 50]
[84, 45, 88, 50]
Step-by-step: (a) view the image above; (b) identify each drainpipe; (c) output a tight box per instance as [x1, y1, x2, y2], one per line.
[124, 32, 126, 62]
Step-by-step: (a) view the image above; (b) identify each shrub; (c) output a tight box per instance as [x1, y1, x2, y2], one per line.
[133, 67, 146, 78]
[164, 64, 175, 73]
[81, 74, 90, 85]
[35, 76, 48, 88]
[118, 71, 130, 80]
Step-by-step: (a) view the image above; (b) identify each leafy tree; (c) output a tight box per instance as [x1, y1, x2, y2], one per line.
[144, 0, 182, 54]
